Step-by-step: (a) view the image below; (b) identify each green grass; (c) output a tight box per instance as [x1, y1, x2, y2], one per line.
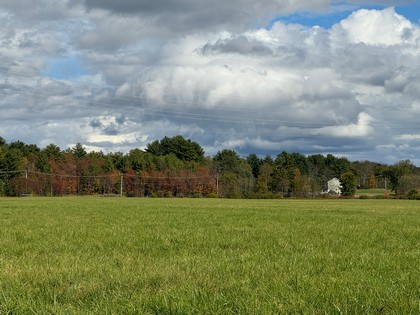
[0, 198, 419, 314]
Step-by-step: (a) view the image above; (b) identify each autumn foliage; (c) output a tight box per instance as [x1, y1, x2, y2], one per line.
[1, 136, 419, 197]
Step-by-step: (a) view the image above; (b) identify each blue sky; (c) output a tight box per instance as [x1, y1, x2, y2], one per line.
[45, 2, 420, 84]
[269, 3, 420, 29]
[395, 2, 420, 23]
[42, 56, 88, 80]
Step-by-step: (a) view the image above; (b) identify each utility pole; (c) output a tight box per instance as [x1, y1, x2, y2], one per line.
[25, 170, 28, 195]
[120, 174, 123, 197]
[216, 173, 219, 197]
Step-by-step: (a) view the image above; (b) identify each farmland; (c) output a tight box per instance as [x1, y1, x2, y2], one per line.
[0, 197, 419, 314]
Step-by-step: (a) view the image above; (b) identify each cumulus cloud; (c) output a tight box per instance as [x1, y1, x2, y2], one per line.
[1, 1, 420, 164]
[201, 36, 274, 56]
[336, 7, 417, 45]
[314, 112, 374, 137]
[79, 0, 332, 31]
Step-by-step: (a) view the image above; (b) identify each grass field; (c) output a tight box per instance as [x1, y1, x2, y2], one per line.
[0, 197, 419, 314]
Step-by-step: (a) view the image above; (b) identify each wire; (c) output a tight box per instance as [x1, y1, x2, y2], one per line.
[1, 68, 418, 145]
[27, 170, 215, 180]
[0, 67, 375, 125]
[0, 90, 329, 128]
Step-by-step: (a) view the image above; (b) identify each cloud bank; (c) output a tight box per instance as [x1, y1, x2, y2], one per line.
[1, 1, 419, 164]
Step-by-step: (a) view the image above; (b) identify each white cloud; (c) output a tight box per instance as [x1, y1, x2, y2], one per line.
[396, 134, 420, 140]
[87, 132, 139, 145]
[336, 7, 416, 45]
[313, 112, 374, 137]
[1, 2, 420, 164]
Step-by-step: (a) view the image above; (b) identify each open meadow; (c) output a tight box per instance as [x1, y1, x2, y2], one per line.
[0, 197, 419, 314]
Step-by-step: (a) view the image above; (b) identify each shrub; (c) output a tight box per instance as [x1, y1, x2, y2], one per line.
[227, 192, 241, 199]
[405, 189, 420, 200]
[252, 192, 270, 199]
[410, 194, 420, 200]
[320, 193, 339, 199]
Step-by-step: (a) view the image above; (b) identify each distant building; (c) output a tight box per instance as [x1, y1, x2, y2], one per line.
[324, 177, 342, 195]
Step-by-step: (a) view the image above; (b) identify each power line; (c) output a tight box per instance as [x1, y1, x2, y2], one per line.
[0, 89, 333, 128]
[25, 170, 215, 180]
[0, 67, 380, 125]
[0, 169, 217, 197]
[4, 89, 411, 134]
[0, 170, 22, 174]
[1, 67, 418, 147]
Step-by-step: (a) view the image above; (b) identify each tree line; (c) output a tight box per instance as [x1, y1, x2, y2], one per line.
[0, 135, 419, 198]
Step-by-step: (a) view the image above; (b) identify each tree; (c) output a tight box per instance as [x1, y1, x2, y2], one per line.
[127, 148, 147, 171]
[270, 166, 290, 197]
[71, 143, 87, 159]
[262, 155, 274, 165]
[340, 172, 356, 197]
[108, 152, 127, 172]
[351, 160, 375, 189]
[220, 172, 241, 198]
[259, 162, 273, 187]
[246, 153, 262, 178]
[398, 175, 416, 196]
[8, 141, 40, 157]
[35, 152, 51, 173]
[385, 160, 415, 195]
[253, 161, 274, 197]
[1, 148, 23, 196]
[164, 135, 204, 163]
[255, 175, 270, 195]
[145, 140, 163, 156]
[213, 149, 253, 197]
[0, 136, 6, 146]
[43, 144, 62, 161]
[3, 149, 22, 178]
[290, 167, 304, 197]
[308, 154, 328, 190]
[273, 152, 306, 197]
[326, 154, 350, 177]
[368, 174, 377, 189]
[290, 152, 309, 175]
[213, 149, 242, 174]
[145, 135, 205, 163]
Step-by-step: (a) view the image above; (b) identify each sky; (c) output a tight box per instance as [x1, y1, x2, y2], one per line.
[1, 0, 420, 165]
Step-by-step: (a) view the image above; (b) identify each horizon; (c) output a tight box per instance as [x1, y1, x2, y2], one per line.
[1, 135, 418, 167]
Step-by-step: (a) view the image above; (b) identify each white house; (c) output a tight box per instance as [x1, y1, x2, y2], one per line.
[326, 177, 342, 195]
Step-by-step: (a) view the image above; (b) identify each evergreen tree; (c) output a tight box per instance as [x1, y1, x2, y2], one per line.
[71, 143, 87, 159]
[340, 172, 356, 196]
[145, 135, 204, 163]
